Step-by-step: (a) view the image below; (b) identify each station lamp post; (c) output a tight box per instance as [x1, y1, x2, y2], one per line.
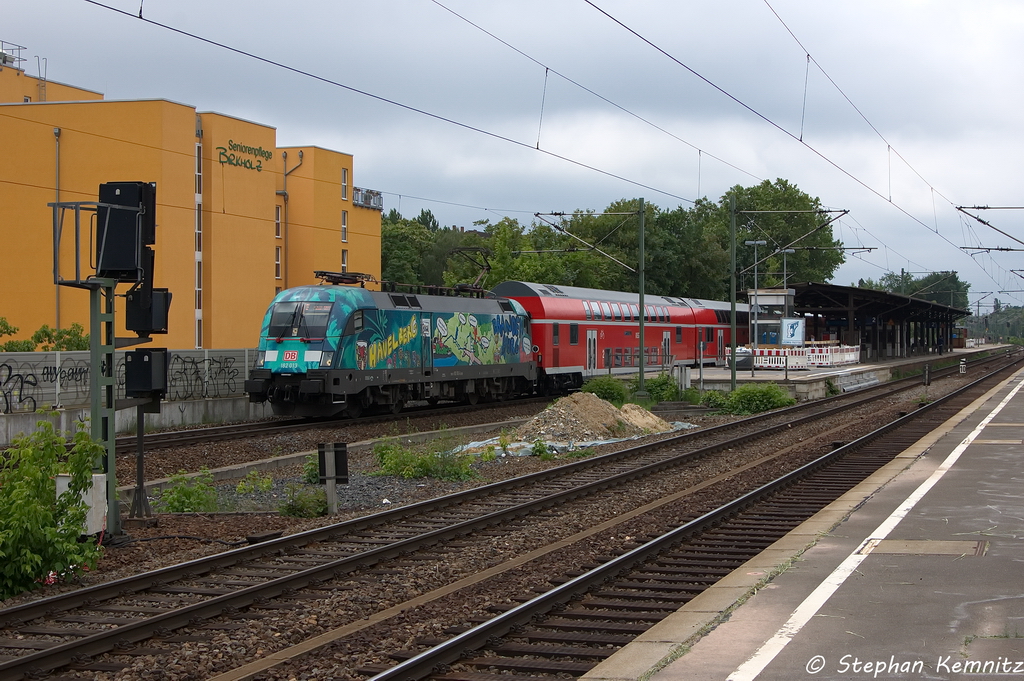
[745, 240, 766, 377]
[780, 248, 795, 317]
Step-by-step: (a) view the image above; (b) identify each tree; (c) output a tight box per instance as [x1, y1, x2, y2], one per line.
[414, 209, 440, 232]
[31, 323, 89, 351]
[856, 270, 969, 309]
[725, 179, 845, 288]
[0, 318, 36, 352]
[910, 271, 969, 309]
[381, 220, 433, 285]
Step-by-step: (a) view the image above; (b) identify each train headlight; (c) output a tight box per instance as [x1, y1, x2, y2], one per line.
[320, 351, 334, 368]
[255, 350, 266, 367]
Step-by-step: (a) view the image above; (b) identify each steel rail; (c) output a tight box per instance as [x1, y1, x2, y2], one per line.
[0, 351, 1011, 628]
[0, 352, 1015, 679]
[369, 355, 1021, 680]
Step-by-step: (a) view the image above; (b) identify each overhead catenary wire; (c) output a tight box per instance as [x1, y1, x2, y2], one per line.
[428, 0, 762, 186]
[83, 0, 691, 204]
[585, 0, 1015, 298]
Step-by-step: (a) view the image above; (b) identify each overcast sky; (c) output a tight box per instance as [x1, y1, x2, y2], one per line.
[7, 0, 1024, 312]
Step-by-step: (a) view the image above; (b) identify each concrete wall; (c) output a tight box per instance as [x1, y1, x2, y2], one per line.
[1, 396, 276, 444]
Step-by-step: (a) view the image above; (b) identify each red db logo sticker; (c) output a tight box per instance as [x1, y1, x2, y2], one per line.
[283, 351, 299, 361]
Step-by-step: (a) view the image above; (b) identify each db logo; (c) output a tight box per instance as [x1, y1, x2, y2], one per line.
[283, 351, 299, 361]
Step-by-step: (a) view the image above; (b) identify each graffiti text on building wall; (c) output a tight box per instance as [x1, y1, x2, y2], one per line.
[217, 146, 264, 172]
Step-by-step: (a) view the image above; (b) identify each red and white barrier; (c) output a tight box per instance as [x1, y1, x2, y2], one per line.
[805, 345, 859, 367]
[752, 347, 809, 370]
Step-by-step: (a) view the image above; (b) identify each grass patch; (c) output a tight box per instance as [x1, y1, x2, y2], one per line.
[372, 429, 476, 481]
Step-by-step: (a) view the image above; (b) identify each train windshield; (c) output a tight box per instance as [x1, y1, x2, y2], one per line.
[267, 301, 334, 338]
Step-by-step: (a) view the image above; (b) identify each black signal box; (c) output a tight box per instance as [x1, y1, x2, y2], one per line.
[125, 348, 168, 398]
[96, 182, 156, 281]
[126, 288, 172, 335]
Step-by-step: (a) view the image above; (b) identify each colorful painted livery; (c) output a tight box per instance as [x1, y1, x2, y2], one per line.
[245, 283, 536, 416]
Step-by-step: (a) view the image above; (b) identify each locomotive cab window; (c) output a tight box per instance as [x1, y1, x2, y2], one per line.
[268, 302, 299, 338]
[344, 309, 365, 335]
[569, 323, 579, 345]
[269, 301, 333, 338]
[296, 302, 332, 338]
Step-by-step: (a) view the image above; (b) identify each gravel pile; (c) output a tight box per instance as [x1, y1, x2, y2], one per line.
[515, 392, 673, 443]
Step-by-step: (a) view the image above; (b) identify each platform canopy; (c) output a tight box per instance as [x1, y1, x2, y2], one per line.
[762, 282, 968, 359]
[791, 282, 968, 322]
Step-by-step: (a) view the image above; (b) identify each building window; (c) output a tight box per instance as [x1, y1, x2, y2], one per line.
[23, 96, 30, 103]
[341, 168, 349, 200]
[275, 205, 282, 238]
[341, 210, 348, 242]
[275, 246, 282, 279]
[195, 143, 203, 195]
[341, 249, 349, 273]
[195, 203, 202, 251]
[195, 319, 203, 350]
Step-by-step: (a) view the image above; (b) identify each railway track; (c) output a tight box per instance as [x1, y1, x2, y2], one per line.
[0, 351, 1016, 680]
[111, 396, 552, 456]
[109, 352, 1000, 457]
[367, 355, 1020, 680]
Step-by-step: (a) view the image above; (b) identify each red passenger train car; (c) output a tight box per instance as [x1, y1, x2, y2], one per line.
[491, 281, 749, 393]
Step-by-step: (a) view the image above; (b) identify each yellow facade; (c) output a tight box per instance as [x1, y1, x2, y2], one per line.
[0, 62, 381, 350]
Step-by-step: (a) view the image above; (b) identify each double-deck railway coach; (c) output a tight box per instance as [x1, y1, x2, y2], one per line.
[491, 281, 748, 394]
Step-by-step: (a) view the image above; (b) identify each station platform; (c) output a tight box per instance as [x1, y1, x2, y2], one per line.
[690, 345, 1001, 401]
[583, 361, 1024, 680]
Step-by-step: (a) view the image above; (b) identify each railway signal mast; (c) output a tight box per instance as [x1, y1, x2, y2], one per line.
[51, 182, 172, 537]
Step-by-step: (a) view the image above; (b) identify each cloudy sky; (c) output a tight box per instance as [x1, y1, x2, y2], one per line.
[7, 0, 1024, 311]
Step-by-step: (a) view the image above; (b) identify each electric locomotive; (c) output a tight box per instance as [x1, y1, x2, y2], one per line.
[491, 281, 748, 394]
[245, 272, 536, 417]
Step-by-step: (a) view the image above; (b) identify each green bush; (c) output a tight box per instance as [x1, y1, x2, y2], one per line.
[700, 390, 729, 409]
[724, 383, 796, 415]
[679, 387, 701, 404]
[0, 418, 104, 598]
[629, 373, 680, 402]
[302, 453, 320, 484]
[279, 483, 327, 517]
[235, 470, 273, 495]
[153, 468, 218, 513]
[481, 445, 498, 462]
[581, 375, 628, 403]
[373, 436, 476, 481]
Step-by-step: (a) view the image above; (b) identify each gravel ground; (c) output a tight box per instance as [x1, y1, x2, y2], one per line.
[92, 383, 958, 681]
[6, 375, 971, 603]
[0, 370, 993, 681]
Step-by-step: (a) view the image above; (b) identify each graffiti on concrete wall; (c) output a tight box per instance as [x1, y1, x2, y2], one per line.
[0, 349, 254, 414]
